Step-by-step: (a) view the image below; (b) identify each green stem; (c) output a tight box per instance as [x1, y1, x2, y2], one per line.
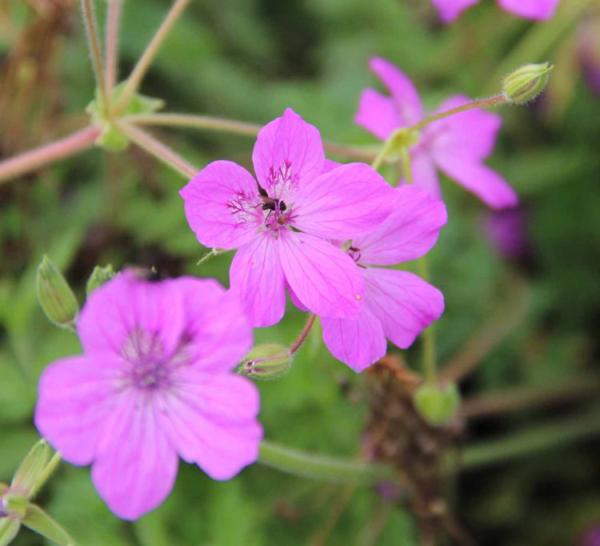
[124, 112, 377, 162]
[116, 121, 196, 178]
[258, 441, 395, 484]
[409, 95, 507, 132]
[112, 0, 190, 115]
[81, 0, 109, 110]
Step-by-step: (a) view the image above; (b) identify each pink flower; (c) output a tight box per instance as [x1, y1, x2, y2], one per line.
[34, 272, 261, 520]
[181, 108, 394, 327]
[431, 0, 559, 23]
[321, 186, 447, 371]
[355, 57, 517, 210]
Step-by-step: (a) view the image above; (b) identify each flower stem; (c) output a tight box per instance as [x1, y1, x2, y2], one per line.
[410, 95, 507, 132]
[104, 0, 123, 92]
[113, 0, 190, 115]
[0, 126, 101, 185]
[258, 441, 395, 484]
[81, 0, 109, 110]
[116, 121, 197, 178]
[289, 314, 317, 355]
[125, 112, 377, 162]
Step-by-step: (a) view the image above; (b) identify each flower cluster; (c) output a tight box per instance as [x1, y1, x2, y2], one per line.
[35, 272, 261, 520]
[431, 0, 560, 23]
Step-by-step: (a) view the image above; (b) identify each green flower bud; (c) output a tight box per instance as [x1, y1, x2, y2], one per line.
[86, 264, 115, 296]
[502, 62, 553, 105]
[11, 441, 51, 498]
[414, 383, 460, 427]
[36, 256, 79, 330]
[238, 344, 292, 381]
[0, 518, 20, 546]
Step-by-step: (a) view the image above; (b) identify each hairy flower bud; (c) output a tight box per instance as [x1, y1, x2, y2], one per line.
[36, 256, 79, 330]
[413, 383, 460, 427]
[238, 344, 292, 380]
[502, 62, 553, 104]
[86, 265, 115, 296]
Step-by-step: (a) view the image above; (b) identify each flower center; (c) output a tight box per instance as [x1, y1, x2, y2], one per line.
[121, 329, 172, 392]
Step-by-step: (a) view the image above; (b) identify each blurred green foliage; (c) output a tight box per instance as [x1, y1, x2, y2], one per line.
[1, 0, 599, 544]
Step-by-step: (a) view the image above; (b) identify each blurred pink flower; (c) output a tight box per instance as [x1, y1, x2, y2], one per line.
[356, 57, 517, 210]
[321, 186, 446, 371]
[579, 21, 600, 96]
[181, 108, 394, 327]
[431, 0, 559, 23]
[35, 272, 261, 520]
[484, 206, 530, 260]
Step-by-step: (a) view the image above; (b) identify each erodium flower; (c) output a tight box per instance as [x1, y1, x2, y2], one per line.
[431, 0, 559, 23]
[181, 108, 394, 327]
[321, 186, 447, 371]
[356, 57, 518, 210]
[34, 272, 261, 520]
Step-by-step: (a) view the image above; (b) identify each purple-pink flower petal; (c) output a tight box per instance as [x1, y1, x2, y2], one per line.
[355, 186, 447, 266]
[292, 163, 394, 240]
[431, 0, 479, 22]
[497, 0, 559, 20]
[321, 306, 387, 372]
[278, 232, 364, 319]
[365, 268, 444, 349]
[180, 160, 259, 250]
[403, 152, 442, 199]
[230, 233, 287, 327]
[252, 108, 325, 194]
[355, 89, 403, 140]
[368, 57, 422, 126]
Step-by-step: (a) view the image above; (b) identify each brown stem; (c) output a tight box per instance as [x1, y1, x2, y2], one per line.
[81, 0, 109, 109]
[460, 376, 600, 419]
[104, 0, 123, 92]
[0, 126, 100, 185]
[289, 314, 317, 355]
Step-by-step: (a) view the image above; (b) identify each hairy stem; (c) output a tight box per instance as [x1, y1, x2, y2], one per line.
[81, 0, 109, 110]
[410, 95, 507, 132]
[289, 315, 317, 355]
[113, 0, 190, 115]
[125, 112, 377, 161]
[0, 126, 101, 185]
[116, 121, 196, 178]
[104, 0, 123, 92]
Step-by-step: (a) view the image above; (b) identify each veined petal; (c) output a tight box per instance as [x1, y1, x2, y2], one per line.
[355, 186, 447, 266]
[252, 108, 325, 195]
[365, 268, 444, 349]
[34, 356, 120, 466]
[497, 0, 559, 20]
[278, 232, 364, 319]
[292, 163, 394, 240]
[230, 233, 286, 327]
[92, 396, 178, 520]
[369, 57, 422, 126]
[168, 277, 253, 372]
[431, 0, 479, 22]
[180, 160, 260, 250]
[429, 95, 502, 162]
[78, 272, 184, 360]
[161, 372, 262, 480]
[435, 154, 518, 209]
[355, 88, 402, 140]
[321, 306, 387, 372]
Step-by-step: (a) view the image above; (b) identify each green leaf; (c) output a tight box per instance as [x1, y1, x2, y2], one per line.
[22, 504, 75, 546]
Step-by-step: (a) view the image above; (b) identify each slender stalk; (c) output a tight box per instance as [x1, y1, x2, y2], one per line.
[409, 95, 507, 132]
[258, 441, 395, 484]
[104, 0, 123, 92]
[289, 314, 317, 355]
[460, 376, 600, 419]
[116, 121, 196, 178]
[113, 0, 190, 115]
[30, 452, 61, 499]
[81, 0, 109, 110]
[0, 126, 101, 185]
[126, 112, 377, 162]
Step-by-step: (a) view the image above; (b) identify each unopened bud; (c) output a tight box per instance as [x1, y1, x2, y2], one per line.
[414, 383, 460, 427]
[238, 344, 292, 380]
[36, 256, 79, 330]
[502, 62, 553, 104]
[86, 265, 115, 296]
[11, 441, 51, 498]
